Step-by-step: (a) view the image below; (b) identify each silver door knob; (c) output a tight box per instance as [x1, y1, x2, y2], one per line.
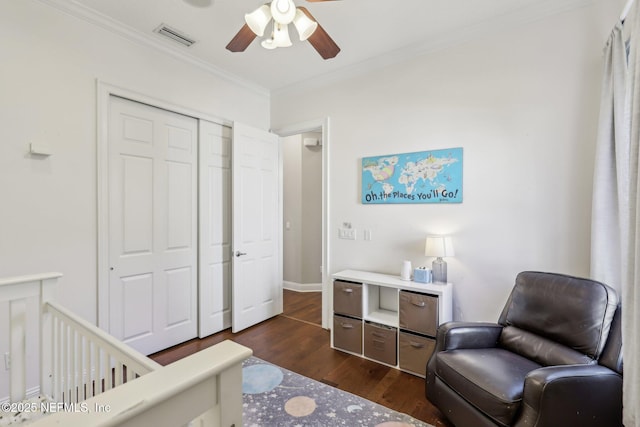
[235, 251, 247, 257]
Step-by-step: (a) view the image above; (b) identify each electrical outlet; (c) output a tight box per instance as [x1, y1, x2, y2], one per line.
[4, 353, 10, 371]
[338, 228, 357, 240]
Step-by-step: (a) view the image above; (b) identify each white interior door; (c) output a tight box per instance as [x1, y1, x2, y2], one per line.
[232, 122, 282, 332]
[199, 120, 232, 337]
[108, 96, 198, 355]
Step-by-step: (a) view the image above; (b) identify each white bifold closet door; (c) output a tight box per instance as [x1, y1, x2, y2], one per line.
[231, 122, 282, 333]
[108, 96, 198, 355]
[199, 120, 282, 337]
[200, 121, 283, 335]
[107, 96, 281, 350]
[198, 120, 233, 337]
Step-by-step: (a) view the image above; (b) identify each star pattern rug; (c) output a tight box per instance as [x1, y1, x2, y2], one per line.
[242, 357, 433, 427]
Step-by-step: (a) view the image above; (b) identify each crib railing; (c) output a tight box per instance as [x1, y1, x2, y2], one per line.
[1, 272, 159, 404]
[2, 272, 252, 426]
[32, 339, 251, 427]
[44, 301, 160, 404]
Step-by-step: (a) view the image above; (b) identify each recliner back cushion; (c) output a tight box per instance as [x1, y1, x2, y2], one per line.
[500, 326, 594, 366]
[499, 272, 618, 363]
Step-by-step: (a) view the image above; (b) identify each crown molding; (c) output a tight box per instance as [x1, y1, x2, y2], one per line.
[36, 0, 270, 98]
[272, 0, 595, 97]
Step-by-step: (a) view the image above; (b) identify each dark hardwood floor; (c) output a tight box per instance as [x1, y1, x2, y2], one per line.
[281, 289, 322, 325]
[149, 290, 452, 427]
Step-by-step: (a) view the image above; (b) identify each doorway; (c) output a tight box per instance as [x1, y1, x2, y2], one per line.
[274, 119, 331, 330]
[282, 132, 322, 325]
[282, 132, 322, 291]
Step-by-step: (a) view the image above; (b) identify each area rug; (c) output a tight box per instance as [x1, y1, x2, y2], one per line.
[242, 357, 433, 427]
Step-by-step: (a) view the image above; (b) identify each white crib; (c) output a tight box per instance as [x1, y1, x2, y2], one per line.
[0, 272, 251, 426]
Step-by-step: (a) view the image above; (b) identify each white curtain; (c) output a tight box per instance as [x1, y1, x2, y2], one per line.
[591, 22, 627, 289]
[624, 4, 640, 426]
[592, 4, 640, 426]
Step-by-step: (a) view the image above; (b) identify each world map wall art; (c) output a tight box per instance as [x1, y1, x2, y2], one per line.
[362, 147, 463, 204]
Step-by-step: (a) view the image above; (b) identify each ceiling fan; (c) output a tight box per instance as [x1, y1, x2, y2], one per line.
[226, 0, 341, 59]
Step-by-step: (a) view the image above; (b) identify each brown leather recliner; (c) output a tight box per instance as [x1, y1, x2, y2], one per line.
[426, 271, 623, 427]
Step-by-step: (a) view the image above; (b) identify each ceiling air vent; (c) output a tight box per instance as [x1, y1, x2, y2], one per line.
[154, 23, 196, 47]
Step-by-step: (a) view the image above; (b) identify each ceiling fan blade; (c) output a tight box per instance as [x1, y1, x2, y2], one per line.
[298, 7, 340, 59]
[226, 23, 257, 52]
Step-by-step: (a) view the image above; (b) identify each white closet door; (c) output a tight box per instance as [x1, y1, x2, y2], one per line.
[231, 122, 282, 333]
[198, 120, 232, 337]
[108, 96, 198, 355]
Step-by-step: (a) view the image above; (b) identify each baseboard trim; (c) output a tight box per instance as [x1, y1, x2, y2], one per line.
[283, 281, 322, 292]
[0, 386, 41, 404]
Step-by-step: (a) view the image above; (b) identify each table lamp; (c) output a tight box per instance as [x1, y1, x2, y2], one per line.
[425, 235, 455, 283]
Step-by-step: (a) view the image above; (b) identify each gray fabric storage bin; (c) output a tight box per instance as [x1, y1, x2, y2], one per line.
[399, 331, 436, 377]
[399, 290, 438, 336]
[364, 322, 397, 365]
[333, 280, 363, 318]
[333, 314, 362, 354]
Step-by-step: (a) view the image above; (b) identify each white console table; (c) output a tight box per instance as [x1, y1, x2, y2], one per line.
[331, 270, 453, 377]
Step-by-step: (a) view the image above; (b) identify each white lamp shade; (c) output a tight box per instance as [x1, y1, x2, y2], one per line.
[293, 9, 318, 41]
[261, 23, 292, 49]
[425, 236, 455, 258]
[245, 5, 272, 37]
[272, 22, 292, 47]
[271, 0, 296, 24]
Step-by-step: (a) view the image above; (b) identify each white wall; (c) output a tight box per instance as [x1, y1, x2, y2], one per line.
[0, 0, 270, 325]
[300, 132, 322, 284]
[272, 1, 620, 321]
[283, 135, 303, 283]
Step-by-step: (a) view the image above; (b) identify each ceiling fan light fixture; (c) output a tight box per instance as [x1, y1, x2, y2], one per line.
[261, 38, 277, 50]
[260, 22, 292, 50]
[245, 4, 272, 37]
[228, 1, 340, 59]
[292, 8, 318, 41]
[271, 0, 296, 25]
[272, 22, 292, 47]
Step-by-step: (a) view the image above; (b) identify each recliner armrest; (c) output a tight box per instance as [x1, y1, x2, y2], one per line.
[425, 321, 503, 404]
[437, 321, 503, 351]
[516, 365, 622, 427]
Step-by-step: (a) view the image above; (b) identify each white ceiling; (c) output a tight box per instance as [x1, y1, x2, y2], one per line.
[47, 0, 592, 92]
